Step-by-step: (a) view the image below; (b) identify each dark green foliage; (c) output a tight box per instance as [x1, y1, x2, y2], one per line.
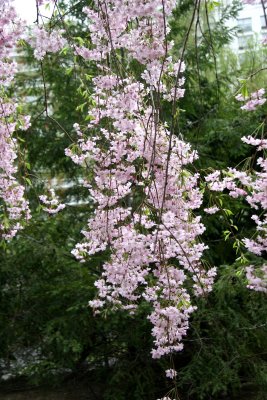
[174, 270, 267, 399]
[0, 208, 92, 379]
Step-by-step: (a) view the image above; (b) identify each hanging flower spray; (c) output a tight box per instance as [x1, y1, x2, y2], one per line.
[0, 0, 31, 240]
[65, 0, 216, 367]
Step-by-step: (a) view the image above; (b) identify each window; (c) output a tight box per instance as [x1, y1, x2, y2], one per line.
[261, 15, 267, 29]
[262, 32, 267, 44]
[238, 35, 253, 50]
[237, 18, 252, 33]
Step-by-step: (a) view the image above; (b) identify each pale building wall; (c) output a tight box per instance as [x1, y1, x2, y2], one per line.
[224, 1, 266, 53]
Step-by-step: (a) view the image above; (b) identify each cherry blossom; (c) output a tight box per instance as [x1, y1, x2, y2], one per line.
[157, 397, 174, 400]
[235, 89, 266, 111]
[246, 265, 267, 293]
[204, 206, 219, 214]
[28, 26, 67, 61]
[67, 0, 216, 360]
[39, 189, 66, 214]
[0, 0, 31, 240]
[206, 135, 267, 293]
[165, 369, 178, 379]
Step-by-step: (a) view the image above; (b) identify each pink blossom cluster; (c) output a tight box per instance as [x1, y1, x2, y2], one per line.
[0, 0, 23, 68]
[246, 265, 267, 293]
[206, 136, 267, 293]
[242, 152, 267, 259]
[165, 368, 178, 379]
[78, 0, 175, 63]
[67, 0, 216, 360]
[235, 89, 266, 111]
[204, 206, 219, 214]
[157, 397, 176, 400]
[28, 26, 66, 60]
[39, 189, 65, 214]
[0, 0, 31, 240]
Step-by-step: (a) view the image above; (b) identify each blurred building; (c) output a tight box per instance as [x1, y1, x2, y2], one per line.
[224, 1, 267, 53]
[236, 3, 265, 52]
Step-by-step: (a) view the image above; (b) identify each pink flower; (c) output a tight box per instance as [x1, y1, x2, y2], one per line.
[0, 0, 31, 240]
[246, 265, 267, 293]
[236, 88, 266, 111]
[66, 0, 216, 361]
[204, 206, 219, 214]
[27, 26, 67, 60]
[39, 189, 66, 214]
[165, 369, 177, 379]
